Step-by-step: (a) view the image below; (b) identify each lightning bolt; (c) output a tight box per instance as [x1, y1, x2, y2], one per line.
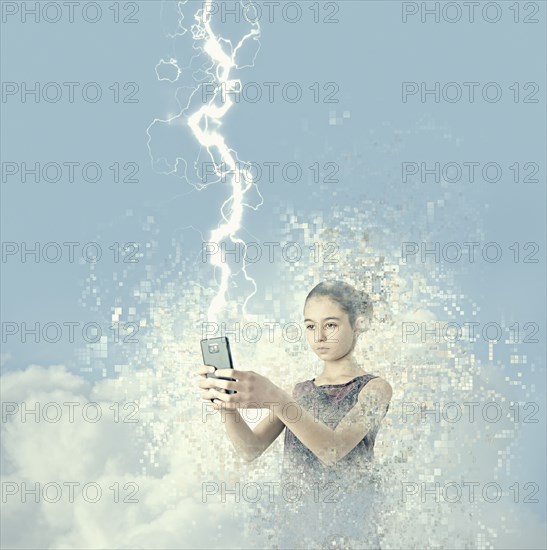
[148, 0, 263, 326]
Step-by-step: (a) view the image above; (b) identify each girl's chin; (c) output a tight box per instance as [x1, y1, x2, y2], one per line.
[316, 350, 338, 357]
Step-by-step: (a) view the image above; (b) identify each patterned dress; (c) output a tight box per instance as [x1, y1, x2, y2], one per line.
[274, 374, 388, 550]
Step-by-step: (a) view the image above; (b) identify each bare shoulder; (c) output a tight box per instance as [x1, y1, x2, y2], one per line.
[358, 376, 393, 402]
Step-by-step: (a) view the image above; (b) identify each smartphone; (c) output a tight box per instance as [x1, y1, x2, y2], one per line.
[200, 336, 237, 395]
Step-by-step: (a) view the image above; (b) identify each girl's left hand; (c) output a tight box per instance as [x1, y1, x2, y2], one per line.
[205, 369, 282, 410]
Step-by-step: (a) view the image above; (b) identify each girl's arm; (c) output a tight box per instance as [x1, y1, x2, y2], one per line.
[198, 365, 286, 462]
[202, 368, 391, 467]
[223, 410, 285, 462]
[271, 377, 392, 466]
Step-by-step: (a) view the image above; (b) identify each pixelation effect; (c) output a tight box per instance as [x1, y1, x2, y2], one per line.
[2, 1, 544, 549]
[76, 4, 542, 537]
[75, 149, 537, 547]
[70, 2, 544, 549]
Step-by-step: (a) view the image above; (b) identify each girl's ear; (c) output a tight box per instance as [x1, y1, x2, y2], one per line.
[353, 315, 369, 334]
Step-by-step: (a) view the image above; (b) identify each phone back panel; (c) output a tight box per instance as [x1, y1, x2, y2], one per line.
[200, 337, 233, 370]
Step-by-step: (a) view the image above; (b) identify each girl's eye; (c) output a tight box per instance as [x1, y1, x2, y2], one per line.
[305, 325, 314, 330]
[325, 323, 337, 329]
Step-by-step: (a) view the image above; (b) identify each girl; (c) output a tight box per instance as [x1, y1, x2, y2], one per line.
[197, 280, 392, 549]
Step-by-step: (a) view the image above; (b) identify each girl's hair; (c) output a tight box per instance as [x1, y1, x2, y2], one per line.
[304, 280, 373, 327]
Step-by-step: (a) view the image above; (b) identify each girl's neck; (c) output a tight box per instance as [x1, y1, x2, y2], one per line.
[320, 357, 364, 381]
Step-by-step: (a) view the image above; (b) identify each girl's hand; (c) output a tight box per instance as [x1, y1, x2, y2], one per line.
[196, 364, 220, 404]
[196, 365, 245, 410]
[198, 368, 282, 410]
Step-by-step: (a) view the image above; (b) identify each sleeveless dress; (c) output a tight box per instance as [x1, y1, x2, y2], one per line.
[273, 374, 387, 550]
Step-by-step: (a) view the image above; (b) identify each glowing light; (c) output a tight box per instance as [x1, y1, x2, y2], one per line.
[147, 0, 263, 325]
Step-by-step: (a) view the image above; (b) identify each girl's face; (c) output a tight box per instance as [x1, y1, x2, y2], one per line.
[303, 296, 358, 361]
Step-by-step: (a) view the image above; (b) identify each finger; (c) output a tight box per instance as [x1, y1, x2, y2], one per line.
[216, 368, 245, 380]
[198, 379, 215, 389]
[208, 388, 230, 402]
[200, 377, 225, 390]
[205, 377, 236, 391]
[198, 365, 216, 377]
[211, 399, 223, 410]
[200, 389, 217, 400]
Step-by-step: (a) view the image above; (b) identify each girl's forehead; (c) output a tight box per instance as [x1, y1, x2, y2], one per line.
[304, 297, 345, 314]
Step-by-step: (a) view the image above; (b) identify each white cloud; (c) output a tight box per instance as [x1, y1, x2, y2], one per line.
[1, 364, 254, 549]
[2, 362, 545, 549]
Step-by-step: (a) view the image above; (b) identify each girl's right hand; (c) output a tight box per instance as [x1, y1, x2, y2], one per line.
[197, 365, 218, 402]
[197, 365, 215, 378]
